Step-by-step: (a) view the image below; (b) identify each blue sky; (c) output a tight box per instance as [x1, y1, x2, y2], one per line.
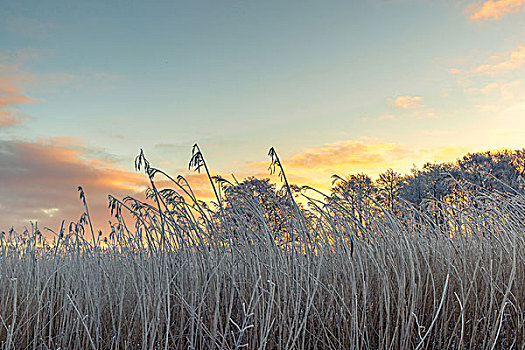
[1, 0, 525, 230]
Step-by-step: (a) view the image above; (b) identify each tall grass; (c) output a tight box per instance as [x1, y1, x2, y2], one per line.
[1, 146, 525, 349]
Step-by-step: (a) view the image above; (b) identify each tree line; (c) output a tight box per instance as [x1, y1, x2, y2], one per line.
[218, 149, 525, 240]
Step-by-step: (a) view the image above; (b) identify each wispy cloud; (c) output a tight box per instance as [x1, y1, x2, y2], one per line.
[0, 48, 54, 69]
[0, 77, 35, 128]
[0, 48, 120, 94]
[451, 45, 525, 76]
[6, 17, 55, 38]
[468, 0, 525, 21]
[392, 96, 424, 109]
[466, 79, 524, 99]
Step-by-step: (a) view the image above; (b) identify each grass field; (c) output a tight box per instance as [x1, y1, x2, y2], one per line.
[1, 147, 524, 349]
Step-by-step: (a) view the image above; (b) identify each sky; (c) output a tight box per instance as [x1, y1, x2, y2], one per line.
[1, 0, 525, 233]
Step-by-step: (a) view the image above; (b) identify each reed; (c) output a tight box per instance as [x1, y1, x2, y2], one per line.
[1, 146, 524, 349]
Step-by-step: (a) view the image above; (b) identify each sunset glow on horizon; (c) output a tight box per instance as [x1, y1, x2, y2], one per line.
[1, 0, 525, 232]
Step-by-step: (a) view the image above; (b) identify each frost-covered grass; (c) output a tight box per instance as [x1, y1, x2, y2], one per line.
[1, 147, 525, 349]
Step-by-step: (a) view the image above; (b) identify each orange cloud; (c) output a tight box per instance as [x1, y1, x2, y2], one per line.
[247, 140, 482, 193]
[393, 95, 424, 109]
[452, 45, 525, 76]
[284, 141, 414, 170]
[468, 0, 525, 21]
[247, 141, 417, 191]
[0, 77, 35, 128]
[0, 139, 147, 233]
